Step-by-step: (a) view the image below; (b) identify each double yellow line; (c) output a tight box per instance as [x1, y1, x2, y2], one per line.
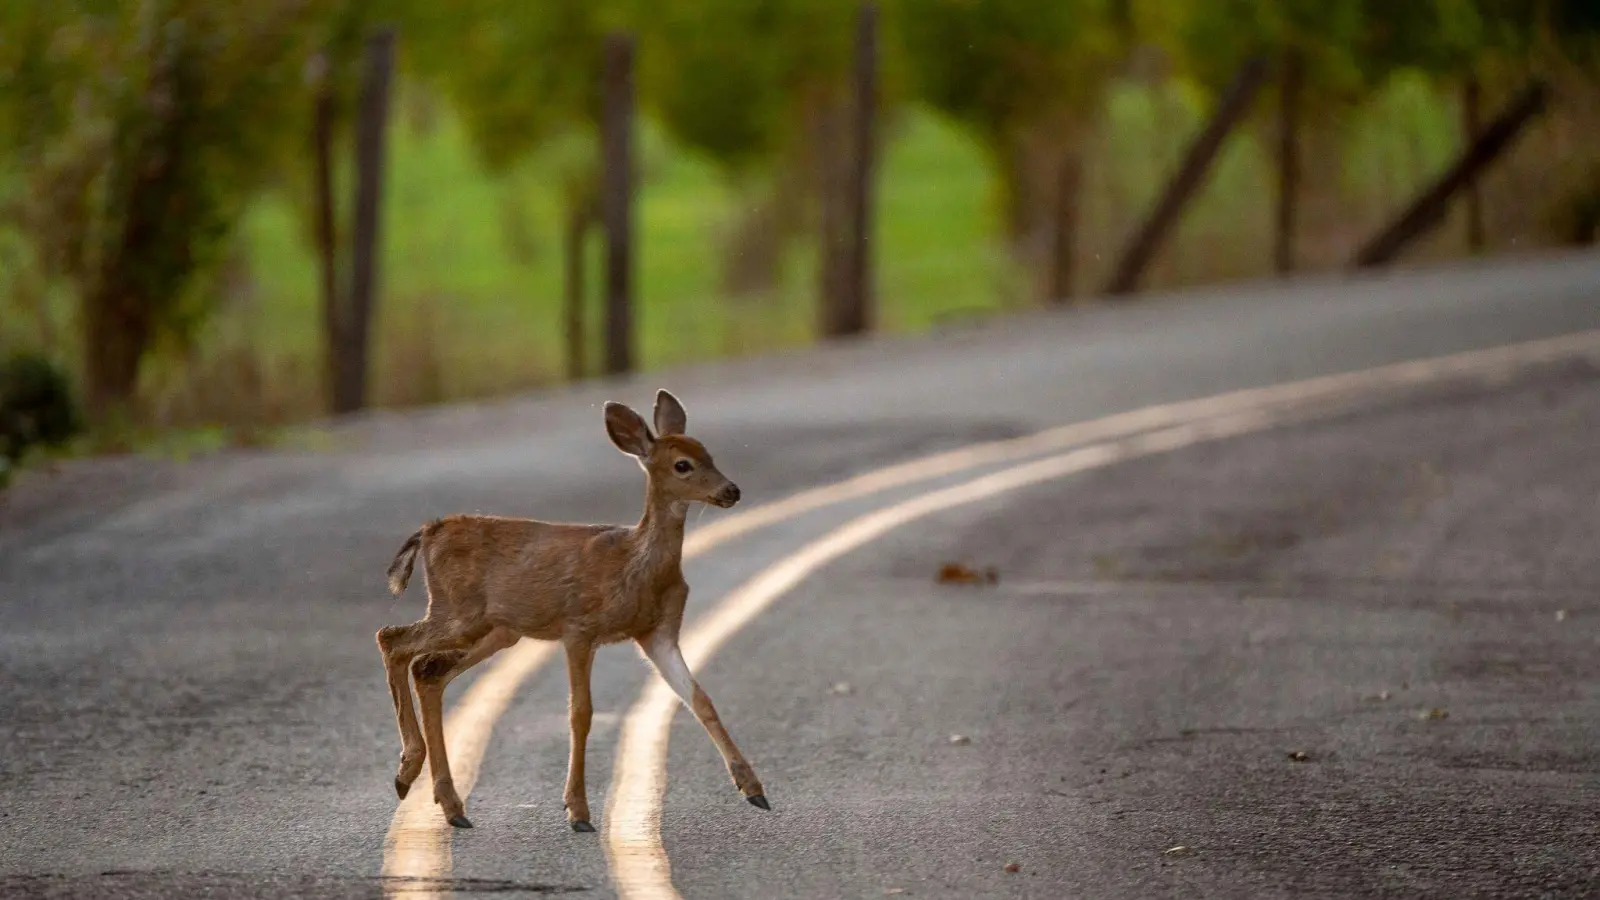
[383, 329, 1600, 898]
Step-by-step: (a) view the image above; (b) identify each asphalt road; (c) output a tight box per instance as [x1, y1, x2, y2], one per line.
[3, 251, 1600, 898]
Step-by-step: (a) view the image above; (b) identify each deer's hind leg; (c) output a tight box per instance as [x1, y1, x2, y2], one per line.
[376, 620, 435, 798]
[410, 622, 502, 828]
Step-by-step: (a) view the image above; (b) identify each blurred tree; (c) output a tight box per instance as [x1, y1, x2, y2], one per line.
[412, 0, 613, 379]
[0, 0, 336, 417]
[638, 0, 880, 328]
[895, 0, 1118, 300]
[1164, 1, 1368, 276]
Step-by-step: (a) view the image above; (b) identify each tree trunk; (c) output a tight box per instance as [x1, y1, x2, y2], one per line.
[340, 26, 396, 414]
[562, 202, 589, 382]
[838, 1, 878, 336]
[991, 135, 1037, 242]
[601, 33, 636, 377]
[83, 286, 153, 417]
[310, 51, 343, 413]
[815, 95, 853, 338]
[83, 19, 194, 417]
[1048, 148, 1081, 304]
[1462, 75, 1486, 254]
[1275, 50, 1302, 276]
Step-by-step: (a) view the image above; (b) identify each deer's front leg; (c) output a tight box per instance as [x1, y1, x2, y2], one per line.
[639, 632, 769, 810]
[562, 637, 598, 832]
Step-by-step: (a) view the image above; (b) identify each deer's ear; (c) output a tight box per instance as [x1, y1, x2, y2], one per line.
[653, 389, 687, 437]
[604, 402, 655, 457]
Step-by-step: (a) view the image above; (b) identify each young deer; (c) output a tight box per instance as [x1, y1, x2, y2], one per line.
[375, 390, 768, 831]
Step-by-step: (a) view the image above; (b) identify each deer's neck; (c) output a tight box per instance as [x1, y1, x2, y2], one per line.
[631, 478, 687, 578]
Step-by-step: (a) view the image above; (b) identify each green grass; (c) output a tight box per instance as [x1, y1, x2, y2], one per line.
[5, 73, 1477, 433]
[229, 92, 1016, 412]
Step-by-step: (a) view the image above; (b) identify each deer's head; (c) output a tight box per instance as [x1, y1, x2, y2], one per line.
[605, 390, 740, 509]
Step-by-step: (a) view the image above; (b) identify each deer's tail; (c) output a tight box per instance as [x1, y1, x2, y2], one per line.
[386, 527, 426, 596]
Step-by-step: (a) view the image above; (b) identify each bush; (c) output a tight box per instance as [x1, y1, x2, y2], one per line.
[0, 352, 82, 476]
[1547, 160, 1600, 247]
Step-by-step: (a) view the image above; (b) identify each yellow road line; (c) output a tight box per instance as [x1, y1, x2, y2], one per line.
[382, 329, 1600, 892]
[382, 641, 556, 898]
[601, 329, 1600, 899]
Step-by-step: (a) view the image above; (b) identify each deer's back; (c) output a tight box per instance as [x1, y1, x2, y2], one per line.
[421, 514, 676, 642]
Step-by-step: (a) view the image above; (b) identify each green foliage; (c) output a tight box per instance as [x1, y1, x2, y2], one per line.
[1175, 0, 1366, 100]
[3, 0, 1597, 429]
[1359, 1, 1487, 80]
[639, 0, 857, 174]
[896, 0, 1115, 138]
[895, 0, 1118, 245]
[418, 0, 611, 177]
[1, 0, 343, 410]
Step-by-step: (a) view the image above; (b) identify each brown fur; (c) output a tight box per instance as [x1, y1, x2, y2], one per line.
[375, 390, 767, 829]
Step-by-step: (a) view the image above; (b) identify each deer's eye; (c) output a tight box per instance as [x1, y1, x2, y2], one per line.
[673, 459, 693, 474]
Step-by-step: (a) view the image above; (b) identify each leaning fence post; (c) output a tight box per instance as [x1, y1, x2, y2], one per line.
[1104, 56, 1269, 297]
[601, 32, 636, 377]
[1353, 80, 1549, 269]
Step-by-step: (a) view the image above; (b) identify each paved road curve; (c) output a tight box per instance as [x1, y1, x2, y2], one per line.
[2, 252, 1599, 898]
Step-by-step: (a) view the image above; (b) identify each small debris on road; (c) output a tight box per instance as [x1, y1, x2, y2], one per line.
[883, 888, 908, 896]
[1555, 609, 1568, 622]
[829, 681, 853, 695]
[1091, 554, 1123, 578]
[1163, 846, 1192, 856]
[935, 562, 998, 585]
[1286, 750, 1311, 762]
[948, 734, 971, 745]
[1003, 862, 1021, 874]
[1419, 708, 1449, 721]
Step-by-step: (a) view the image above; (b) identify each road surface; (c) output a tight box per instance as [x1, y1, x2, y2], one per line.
[2, 252, 1599, 898]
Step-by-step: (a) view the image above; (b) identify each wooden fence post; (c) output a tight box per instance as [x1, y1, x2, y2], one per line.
[1104, 56, 1269, 297]
[308, 51, 344, 414]
[341, 26, 395, 414]
[1048, 149, 1081, 303]
[844, 1, 878, 335]
[601, 32, 636, 377]
[822, 3, 878, 338]
[1462, 74, 1486, 254]
[1275, 50, 1302, 277]
[1353, 80, 1548, 269]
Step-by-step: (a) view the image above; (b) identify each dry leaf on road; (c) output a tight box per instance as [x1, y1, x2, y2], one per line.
[935, 562, 998, 586]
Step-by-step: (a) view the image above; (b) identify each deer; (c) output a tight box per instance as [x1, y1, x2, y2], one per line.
[375, 390, 769, 831]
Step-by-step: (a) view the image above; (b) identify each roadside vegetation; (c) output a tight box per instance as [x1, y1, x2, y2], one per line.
[2, 0, 1598, 465]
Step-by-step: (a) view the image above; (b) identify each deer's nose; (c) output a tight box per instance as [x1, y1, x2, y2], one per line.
[720, 484, 741, 506]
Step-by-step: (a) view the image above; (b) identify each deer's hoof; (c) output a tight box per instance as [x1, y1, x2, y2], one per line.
[394, 778, 410, 800]
[447, 813, 474, 829]
[570, 819, 596, 833]
[746, 794, 771, 811]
